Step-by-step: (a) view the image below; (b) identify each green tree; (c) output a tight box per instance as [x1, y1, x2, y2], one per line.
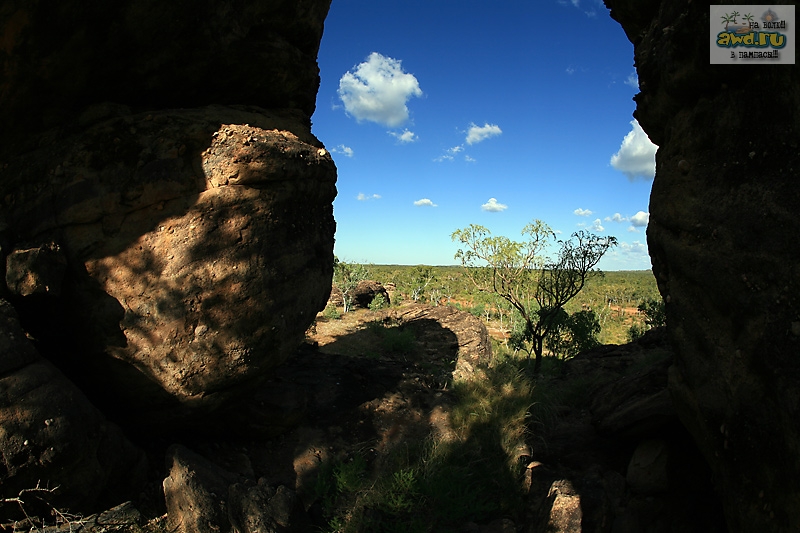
[333, 257, 370, 313]
[638, 297, 666, 329]
[452, 221, 617, 374]
[409, 265, 436, 302]
[544, 309, 601, 360]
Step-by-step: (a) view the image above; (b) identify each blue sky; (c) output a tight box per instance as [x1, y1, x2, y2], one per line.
[310, 0, 658, 270]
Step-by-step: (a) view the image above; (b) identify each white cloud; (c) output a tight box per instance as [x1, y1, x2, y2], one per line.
[566, 66, 576, 75]
[605, 213, 628, 223]
[435, 145, 464, 162]
[330, 144, 354, 157]
[627, 226, 639, 233]
[574, 208, 593, 217]
[413, 198, 437, 207]
[464, 155, 476, 163]
[357, 193, 381, 201]
[389, 129, 418, 143]
[630, 211, 650, 227]
[610, 120, 658, 180]
[621, 241, 648, 255]
[624, 72, 639, 90]
[338, 52, 422, 127]
[591, 218, 605, 232]
[481, 198, 508, 212]
[466, 123, 502, 145]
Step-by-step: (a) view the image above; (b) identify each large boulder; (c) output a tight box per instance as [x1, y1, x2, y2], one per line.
[605, 0, 800, 529]
[1, 105, 336, 430]
[0, 299, 146, 515]
[0, 0, 336, 433]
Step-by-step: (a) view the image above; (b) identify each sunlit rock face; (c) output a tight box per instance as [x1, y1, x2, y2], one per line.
[0, 1, 336, 432]
[605, 0, 800, 530]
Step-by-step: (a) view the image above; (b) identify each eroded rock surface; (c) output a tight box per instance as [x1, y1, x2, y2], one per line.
[605, 0, 800, 529]
[1, 106, 336, 429]
[0, 299, 146, 515]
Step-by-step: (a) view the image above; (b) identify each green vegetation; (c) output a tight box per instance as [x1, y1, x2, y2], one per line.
[313, 346, 536, 532]
[330, 264, 660, 347]
[627, 297, 666, 341]
[451, 220, 617, 374]
[334, 257, 370, 313]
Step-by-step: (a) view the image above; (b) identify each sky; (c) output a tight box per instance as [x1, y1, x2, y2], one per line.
[310, 0, 659, 270]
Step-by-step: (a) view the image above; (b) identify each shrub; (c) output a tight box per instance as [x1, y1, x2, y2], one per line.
[323, 303, 341, 320]
[369, 293, 389, 311]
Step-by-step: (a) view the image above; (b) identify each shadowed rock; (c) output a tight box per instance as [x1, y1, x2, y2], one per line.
[605, 0, 800, 529]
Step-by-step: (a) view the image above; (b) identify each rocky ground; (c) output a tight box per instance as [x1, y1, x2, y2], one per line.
[3, 302, 728, 532]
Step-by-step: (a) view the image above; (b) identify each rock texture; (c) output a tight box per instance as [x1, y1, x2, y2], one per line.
[0, 0, 330, 155]
[348, 280, 391, 309]
[386, 304, 493, 380]
[0, 299, 146, 514]
[605, 0, 800, 530]
[524, 329, 725, 532]
[0, 1, 336, 432]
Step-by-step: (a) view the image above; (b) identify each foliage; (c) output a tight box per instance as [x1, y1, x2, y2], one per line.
[323, 303, 342, 320]
[369, 293, 389, 311]
[639, 297, 666, 328]
[409, 265, 436, 302]
[333, 257, 370, 313]
[544, 309, 602, 360]
[452, 220, 617, 374]
[627, 323, 645, 342]
[627, 297, 666, 340]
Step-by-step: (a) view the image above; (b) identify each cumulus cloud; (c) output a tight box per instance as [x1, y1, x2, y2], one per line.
[466, 123, 502, 145]
[413, 198, 437, 207]
[610, 120, 658, 180]
[574, 208, 593, 217]
[630, 211, 650, 227]
[620, 241, 648, 255]
[605, 213, 628, 223]
[330, 144, 354, 157]
[338, 52, 422, 127]
[464, 155, 476, 163]
[624, 72, 639, 90]
[627, 226, 640, 233]
[591, 218, 605, 232]
[357, 193, 381, 201]
[481, 198, 508, 212]
[389, 129, 418, 143]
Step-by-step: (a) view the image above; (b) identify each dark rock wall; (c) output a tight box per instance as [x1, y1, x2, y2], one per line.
[605, 0, 800, 530]
[0, 0, 329, 153]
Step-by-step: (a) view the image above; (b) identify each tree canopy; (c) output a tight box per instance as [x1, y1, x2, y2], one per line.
[452, 220, 617, 374]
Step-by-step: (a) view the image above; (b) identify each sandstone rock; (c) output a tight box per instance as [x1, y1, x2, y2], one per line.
[5, 243, 67, 297]
[229, 482, 309, 533]
[605, 0, 800, 529]
[543, 479, 583, 533]
[327, 285, 344, 307]
[163, 445, 308, 533]
[348, 280, 391, 309]
[0, 106, 337, 431]
[0, 0, 332, 155]
[0, 299, 146, 515]
[626, 438, 670, 495]
[164, 445, 241, 533]
[387, 304, 492, 380]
